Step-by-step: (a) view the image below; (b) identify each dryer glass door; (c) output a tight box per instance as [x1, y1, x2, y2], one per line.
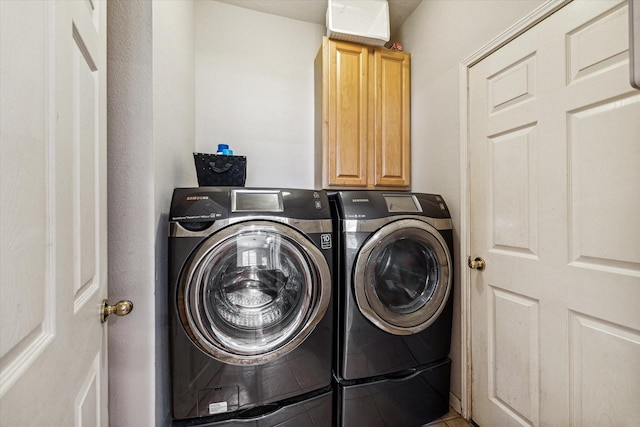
[354, 219, 452, 335]
[178, 221, 331, 364]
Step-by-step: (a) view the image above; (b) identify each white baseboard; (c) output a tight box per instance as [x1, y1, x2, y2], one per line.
[449, 392, 462, 416]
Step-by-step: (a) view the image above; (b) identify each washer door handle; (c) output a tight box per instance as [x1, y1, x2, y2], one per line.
[468, 256, 486, 271]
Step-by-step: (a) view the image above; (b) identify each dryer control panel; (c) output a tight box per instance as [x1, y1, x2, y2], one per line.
[336, 191, 450, 220]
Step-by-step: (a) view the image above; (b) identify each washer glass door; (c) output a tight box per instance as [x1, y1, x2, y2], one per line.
[354, 219, 452, 335]
[178, 221, 331, 364]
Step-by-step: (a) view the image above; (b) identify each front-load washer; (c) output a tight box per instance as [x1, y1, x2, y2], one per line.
[330, 190, 454, 426]
[169, 187, 334, 425]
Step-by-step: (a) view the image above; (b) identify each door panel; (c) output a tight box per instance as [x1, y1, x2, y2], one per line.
[0, 1, 108, 425]
[469, 1, 640, 425]
[568, 95, 640, 271]
[330, 40, 369, 187]
[488, 124, 538, 257]
[373, 49, 411, 188]
[488, 287, 540, 425]
[0, 0, 53, 384]
[73, 14, 100, 309]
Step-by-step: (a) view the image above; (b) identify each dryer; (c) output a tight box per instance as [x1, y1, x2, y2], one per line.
[330, 190, 454, 426]
[169, 188, 334, 426]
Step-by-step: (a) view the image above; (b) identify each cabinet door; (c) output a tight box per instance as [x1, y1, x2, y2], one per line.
[372, 49, 411, 188]
[327, 40, 369, 187]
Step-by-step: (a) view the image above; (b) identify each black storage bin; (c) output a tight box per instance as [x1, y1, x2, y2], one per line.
[193, 152, 246, 187]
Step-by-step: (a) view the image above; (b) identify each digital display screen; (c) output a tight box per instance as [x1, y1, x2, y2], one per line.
[384, 195, 422, 213]
[232, 190, 283, 212]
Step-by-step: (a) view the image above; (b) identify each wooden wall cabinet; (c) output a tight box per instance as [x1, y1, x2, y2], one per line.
[314, 37, 411, 190]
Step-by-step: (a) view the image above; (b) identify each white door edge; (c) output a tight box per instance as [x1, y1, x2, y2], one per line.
[457, 0, 570, 420]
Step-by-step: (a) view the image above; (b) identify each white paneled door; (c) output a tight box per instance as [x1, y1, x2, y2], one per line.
[469, 0, 640, 425]
[1, 1, 110, 425]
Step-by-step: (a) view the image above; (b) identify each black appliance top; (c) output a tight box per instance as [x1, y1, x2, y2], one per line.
[333, 190, 450, 220]
[170, 187, 331, 223]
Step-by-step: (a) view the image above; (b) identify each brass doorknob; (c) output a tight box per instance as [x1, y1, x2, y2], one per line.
[468, 256, 486, 270]
[101, 299, 133, 323]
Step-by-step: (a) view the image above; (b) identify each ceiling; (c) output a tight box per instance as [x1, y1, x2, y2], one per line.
[214, 0, 422, 36]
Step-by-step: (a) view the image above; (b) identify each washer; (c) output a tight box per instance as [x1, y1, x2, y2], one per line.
[330, 190, 454, 426]
[169, 187, 334, 426]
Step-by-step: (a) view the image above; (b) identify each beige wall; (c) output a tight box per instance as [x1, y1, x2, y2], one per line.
[396, 0, 546, 402]
[107, 0, 195, 425]
[194, 1, 325, 188]
[107, 1, 155, 424]
[153, 2, 197, 425]
[192, 0, 545, 406]
[107, 1, 550, 423]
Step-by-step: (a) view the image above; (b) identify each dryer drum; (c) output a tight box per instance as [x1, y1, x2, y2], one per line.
[177, 221, 332, 365]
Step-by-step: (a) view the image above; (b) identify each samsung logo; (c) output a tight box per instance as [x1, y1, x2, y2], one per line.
[186, 195, 209, 201]
[352, 198, 369, 203]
